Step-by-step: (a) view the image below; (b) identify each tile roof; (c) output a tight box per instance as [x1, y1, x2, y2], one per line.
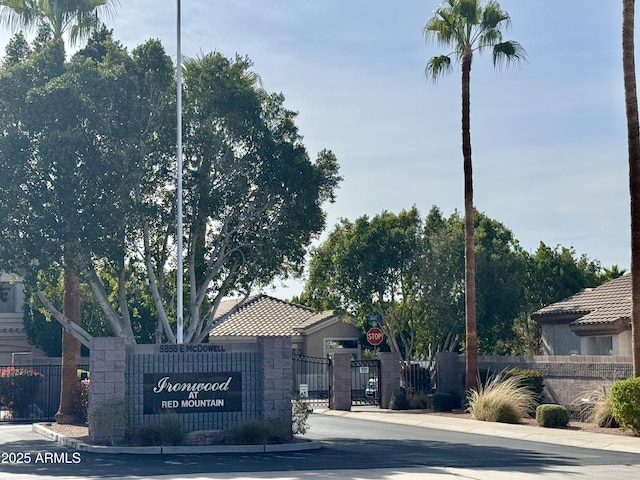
[532, 274, 631, 327]
[209, 294, 336, 337]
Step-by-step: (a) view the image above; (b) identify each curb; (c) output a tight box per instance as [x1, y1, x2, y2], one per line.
[32, 423, 322, 455]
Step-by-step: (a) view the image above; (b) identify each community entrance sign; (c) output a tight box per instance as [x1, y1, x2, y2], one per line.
[143, 372, 242, 413]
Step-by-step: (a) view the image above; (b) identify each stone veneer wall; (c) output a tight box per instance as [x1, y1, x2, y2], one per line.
[436, 352, 632, 406]
[88, 336, 292, 444]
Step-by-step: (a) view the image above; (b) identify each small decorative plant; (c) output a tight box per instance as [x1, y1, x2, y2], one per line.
[0, 366, 44, 418]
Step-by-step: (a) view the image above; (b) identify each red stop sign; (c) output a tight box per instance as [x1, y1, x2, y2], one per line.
[367, 327, 384, 346]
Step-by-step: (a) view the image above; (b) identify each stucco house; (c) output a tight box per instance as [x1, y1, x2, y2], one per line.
[531, 273, 631, 355]
[0, 274, 45, 365]
[209, 294, 362, 358]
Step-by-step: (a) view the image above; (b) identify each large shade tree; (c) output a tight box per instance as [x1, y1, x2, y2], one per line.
[0, 33, 341, 349]
[423, 0, 526, 391]
[301, 208, 423, 360]
[0, 0, 118, 424]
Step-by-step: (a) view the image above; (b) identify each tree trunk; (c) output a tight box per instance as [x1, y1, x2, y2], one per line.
[623, 0, 640, 376]
[55, 271, 81, 424]
[461, 50, 478, 392]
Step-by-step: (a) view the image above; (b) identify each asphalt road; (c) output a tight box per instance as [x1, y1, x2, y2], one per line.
[1, 414, 639, 479]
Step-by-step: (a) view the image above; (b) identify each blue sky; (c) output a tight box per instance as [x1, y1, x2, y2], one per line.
[0, 1, 632, 298]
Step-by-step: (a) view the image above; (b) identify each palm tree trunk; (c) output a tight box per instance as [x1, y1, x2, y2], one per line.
[462, 51, 479, 392]
[623, 0, 640, 376]
[55, 271, 81, 424]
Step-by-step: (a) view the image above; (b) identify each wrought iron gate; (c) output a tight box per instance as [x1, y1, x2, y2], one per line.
[351, 359, 380, 406]
[292, 354, 330, 406]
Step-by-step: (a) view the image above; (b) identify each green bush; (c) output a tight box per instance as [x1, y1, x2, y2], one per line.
[467, 373, 536, 424]
[292, 397, 313, 435]
[536, 404, 569, 428]
[132, 415, 186, 446]
[505, 368, 544, 404]
[389, 389, 409, 410]
[408, 393, 431, 410]
[610, 377, 640, 433]
[72, 379, 90, 423]
[432, 393, 453, 412]
[0, 366, 44, 418]
[133, 424, 163, 446]
[225, 419, 292, 445]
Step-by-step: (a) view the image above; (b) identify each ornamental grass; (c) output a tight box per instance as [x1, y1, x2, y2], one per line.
[467, 373, 536, 424]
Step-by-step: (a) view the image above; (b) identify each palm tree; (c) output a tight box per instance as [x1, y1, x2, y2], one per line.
[0, 0, 118, 46]
[623, 0, 640, 376]
[0, 0, 119, 423]
[424, 0, 526, 392]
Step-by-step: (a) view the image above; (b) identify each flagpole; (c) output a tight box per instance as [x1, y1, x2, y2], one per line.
[176, 0, 184, 344]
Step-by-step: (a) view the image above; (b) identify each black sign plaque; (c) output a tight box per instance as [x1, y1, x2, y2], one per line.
[143, 372, 242, 414]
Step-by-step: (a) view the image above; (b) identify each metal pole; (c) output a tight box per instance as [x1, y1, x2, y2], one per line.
[176, 0, 184, 343]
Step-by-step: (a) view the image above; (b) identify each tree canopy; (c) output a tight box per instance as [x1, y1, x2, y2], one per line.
[0, 31, 341, 345]
[300, 206, 611, 359]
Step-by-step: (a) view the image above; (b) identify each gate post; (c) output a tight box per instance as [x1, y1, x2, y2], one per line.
[378, 351, 402, 409]
[329, 352, 351, 411]
[88, 337, 127, 444]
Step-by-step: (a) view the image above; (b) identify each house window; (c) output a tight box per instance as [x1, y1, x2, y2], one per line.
[585, 336, 613, 355]
[325, 339, 358, 350]
[0, 282, 16, 314]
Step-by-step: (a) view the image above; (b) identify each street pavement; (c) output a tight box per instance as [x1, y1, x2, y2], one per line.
[1, 407, 639, 479]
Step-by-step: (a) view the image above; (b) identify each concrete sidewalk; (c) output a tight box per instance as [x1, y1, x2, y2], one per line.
[314, 406, 640, 454]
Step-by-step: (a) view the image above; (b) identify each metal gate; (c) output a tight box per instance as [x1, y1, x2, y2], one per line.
[351, 359, 380, 406]
[292, 354, 330, 407]
[0, 363, 88, 422]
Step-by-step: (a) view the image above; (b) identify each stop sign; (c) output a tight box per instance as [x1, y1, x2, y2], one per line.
[367, 327, 384, 346]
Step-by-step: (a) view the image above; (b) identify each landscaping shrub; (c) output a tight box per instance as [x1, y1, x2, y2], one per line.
[225, 419, 292, 445]
[132, 415, 186, 446]
[432, 392, 453, 412]
[467, 373, 536, 424]
[389, 389, 409, 410]
[133, 424, 163, 446]
[0, 366, 44, 418]
[292, 396, 313, 435]
[504, 368, 544, 404]
[408, 393, 431, 410]
[536, 404, 569, 428]
[576, 384, 618, 428]
[72, 379, 90, 423]
[610, 377, 640, 433]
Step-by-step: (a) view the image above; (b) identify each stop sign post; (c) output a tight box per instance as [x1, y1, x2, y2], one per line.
[367, 327, 384, 346]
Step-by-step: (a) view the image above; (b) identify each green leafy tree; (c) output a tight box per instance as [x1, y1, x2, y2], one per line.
[512, 243, 606, 355]
[0, 0, 119, 424]
[301, 208, 423, 360]
[424, 0, 526, 391]
[0, 35, 341, 347]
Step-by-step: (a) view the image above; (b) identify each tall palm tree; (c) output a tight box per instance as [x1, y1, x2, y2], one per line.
[0, 0, 117, 46]
[623, 0, 640, 376]
[0, 0, 119, 423]
[424, 0, 526, 392]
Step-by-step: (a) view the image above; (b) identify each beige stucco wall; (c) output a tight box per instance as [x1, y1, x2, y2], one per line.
[0, 279, 45, 365]
[303, 319, 361, 358]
